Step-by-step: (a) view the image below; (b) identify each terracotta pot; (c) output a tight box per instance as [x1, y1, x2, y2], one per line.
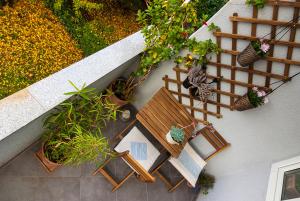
[237, 44, 261, 67]
[233, 93, 255, 111]
[108, 94, 128, 107]
[35, 144, 61, 173]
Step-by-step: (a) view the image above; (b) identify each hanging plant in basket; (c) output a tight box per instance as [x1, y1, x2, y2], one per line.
[237, 16, 300, 67]
[234, 87, 269, 111]
[182, 65, 220, 102]
[237, 39, 270, 67]
[234, 71, 300, 111]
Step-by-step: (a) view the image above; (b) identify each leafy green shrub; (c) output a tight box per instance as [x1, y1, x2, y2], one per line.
[43, 82, 118, 165]
[45, 0, 103, 18]
[246, 0, 266, 8]
[196, 0, 228, 19]
[136, 0, 220, 76]
[198, 172, 215, 195]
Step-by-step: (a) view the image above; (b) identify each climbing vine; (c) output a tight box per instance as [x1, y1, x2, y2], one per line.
[136, 0, 219, 76]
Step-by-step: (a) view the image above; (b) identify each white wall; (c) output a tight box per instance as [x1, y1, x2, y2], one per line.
[134, 1, 300, 200]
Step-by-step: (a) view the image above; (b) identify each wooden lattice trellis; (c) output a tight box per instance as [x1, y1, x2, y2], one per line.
[163, 0, 300, 123]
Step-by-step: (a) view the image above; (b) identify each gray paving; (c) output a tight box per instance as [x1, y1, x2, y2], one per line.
[0, 105, 198, 201]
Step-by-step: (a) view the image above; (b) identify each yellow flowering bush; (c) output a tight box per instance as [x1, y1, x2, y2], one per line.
[89, 3, 140, 45]
[0, 0, 83, 99]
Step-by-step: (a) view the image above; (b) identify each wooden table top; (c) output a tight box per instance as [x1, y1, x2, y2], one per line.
[136, 87, 195, 158]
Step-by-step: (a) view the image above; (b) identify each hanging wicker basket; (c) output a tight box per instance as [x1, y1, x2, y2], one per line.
[237, 44, 261, 67]
[234, 93, 255, 111]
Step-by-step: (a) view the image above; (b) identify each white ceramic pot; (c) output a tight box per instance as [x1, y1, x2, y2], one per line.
[166, 131, 179, 145]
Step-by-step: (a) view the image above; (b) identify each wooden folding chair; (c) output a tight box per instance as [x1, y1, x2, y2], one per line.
[152, 125, 230, 192]
[93, 119, 161, 192]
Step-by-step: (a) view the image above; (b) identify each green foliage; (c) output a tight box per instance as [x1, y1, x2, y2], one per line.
[48, 0, 103, 19]
[114, 0, 146, 11]
[42, 2, 107, 56]
[170, 126, 185, 143]
[136, 0, 219, 76]
[247, 90, 264, 107]
[251, 40, 268, 57]
[246, 0, 266, 8]
[187, 38, 220, 64]
[0, 0, 15, 7]
[208, 23, 220, 32]
[198, 172, 215, 195]
[43, 81, 118, 165]
[59, 126, 112, 165]
[136, 0, 200, 76]
[195, 0, 228, 19]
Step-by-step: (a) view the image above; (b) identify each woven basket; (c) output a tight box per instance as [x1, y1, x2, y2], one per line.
[234, 93, 255, 111]
[237, 44, 261, 67]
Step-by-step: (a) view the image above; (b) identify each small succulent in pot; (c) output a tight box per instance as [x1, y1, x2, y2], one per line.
[170, 126, 185, 143]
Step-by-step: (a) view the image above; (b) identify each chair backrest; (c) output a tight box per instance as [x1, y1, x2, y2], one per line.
[121, 152, 156, 183]
[198, 125, 230, 161]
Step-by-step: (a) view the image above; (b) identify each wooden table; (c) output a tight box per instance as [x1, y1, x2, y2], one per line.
[136, 87, 195, 158]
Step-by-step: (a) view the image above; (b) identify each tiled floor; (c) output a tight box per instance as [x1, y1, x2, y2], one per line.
[0, 105, 198, 201]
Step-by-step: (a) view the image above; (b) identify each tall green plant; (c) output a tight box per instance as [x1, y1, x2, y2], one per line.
[43, 81, 118, 165]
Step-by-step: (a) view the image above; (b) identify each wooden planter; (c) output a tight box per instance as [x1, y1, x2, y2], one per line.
[35, 144, 61, 173]
[237, 44, 261, 67]
[233, 93, 255, 111]
[108, 94, 128, 107]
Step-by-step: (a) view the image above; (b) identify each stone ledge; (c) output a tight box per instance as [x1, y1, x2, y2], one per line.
[0, 31, 144, 141]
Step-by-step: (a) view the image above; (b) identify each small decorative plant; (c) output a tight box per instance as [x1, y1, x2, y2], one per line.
[198, 172, 215, 195]
[246, 0, 266, 9]
[170, 126, 185, 143]
[208, 23, 220, 32]
[234, 86, 269, 111]
[251, 39, 270, 57]
[248, 87, 269, 107]
[237, 39, 270, 67]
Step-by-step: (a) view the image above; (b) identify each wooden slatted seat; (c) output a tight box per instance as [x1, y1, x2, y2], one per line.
[93, 120, 160, 192]
[153, 124, 230, 192]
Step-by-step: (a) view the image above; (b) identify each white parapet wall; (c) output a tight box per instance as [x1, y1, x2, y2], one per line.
[134, 0, 300, 201]
[0, 31, 144, 167]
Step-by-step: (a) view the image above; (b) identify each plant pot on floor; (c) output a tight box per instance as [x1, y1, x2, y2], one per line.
[108, 93, 128, 107]
[35, 144, 61, 173]
[237, 44, 261, 67]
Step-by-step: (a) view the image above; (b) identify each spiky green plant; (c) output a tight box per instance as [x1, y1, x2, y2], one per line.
[43, 81, 118, 165]
[170, 126, 185, 143]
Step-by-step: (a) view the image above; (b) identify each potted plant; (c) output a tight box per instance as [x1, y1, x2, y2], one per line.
[107, 77, 136, 107]
[198, 172, 215, 195]
[36, 81, 118, 172]
[188, 171, 215, 195]
[166, 126, 185, 145]
[234, 86, 269, 111]
[166, 122, 197, 145]
[237, 39, 270, 67]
